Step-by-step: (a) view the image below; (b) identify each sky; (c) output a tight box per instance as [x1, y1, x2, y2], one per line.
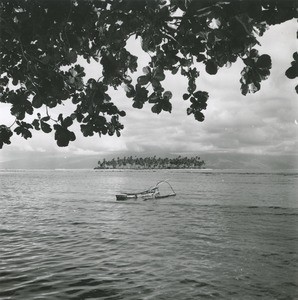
[0, 19, 297, 169]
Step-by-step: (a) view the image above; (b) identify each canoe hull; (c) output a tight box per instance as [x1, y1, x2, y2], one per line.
[116, 194, 137, 201]
[116, 192, 176, 201]
[116, 192, 155, 201]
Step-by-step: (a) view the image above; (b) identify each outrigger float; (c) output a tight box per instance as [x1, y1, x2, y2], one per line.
[116, 180, 176, 201]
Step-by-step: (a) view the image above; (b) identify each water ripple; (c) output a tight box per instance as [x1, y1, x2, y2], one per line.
[0, 170, 297, 299]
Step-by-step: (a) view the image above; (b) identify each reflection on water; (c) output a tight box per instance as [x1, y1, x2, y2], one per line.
[0, 169, 297, 299]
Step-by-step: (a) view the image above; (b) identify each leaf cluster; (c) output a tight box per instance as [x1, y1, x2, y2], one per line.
[285, 52, 298, 93]
[240, 50, 272, 95]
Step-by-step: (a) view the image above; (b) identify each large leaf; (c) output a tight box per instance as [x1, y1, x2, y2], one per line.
[32, 94, 43, 108]
[163, 91, 172, 100]
[151, 103, 162, 114]
[256, 54, 272, 69]
[194, 111, 205, 122]
[205, 60, 218, 75]
[132, 101, 143, 109]
[137, 75, 150, 86]
[41, 121, 52, 133]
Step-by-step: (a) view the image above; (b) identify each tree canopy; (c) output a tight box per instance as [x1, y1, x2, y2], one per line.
[0, 0, 297, 148]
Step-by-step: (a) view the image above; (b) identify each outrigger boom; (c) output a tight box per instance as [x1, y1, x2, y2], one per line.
[116, 180, 176, 201]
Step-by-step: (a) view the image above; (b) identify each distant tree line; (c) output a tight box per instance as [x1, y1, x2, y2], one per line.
[95, 156, 205, 169]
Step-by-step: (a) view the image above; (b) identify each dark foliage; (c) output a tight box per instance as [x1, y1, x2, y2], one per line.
[0, 0, 297, 148]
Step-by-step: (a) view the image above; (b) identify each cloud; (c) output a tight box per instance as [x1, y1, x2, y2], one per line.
[72, 148, 101, 156]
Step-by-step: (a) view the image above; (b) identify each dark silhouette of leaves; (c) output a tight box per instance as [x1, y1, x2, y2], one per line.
[0, 0, 297, 148]
[285, 52, 298, 79]
[0, 125, 13, 148]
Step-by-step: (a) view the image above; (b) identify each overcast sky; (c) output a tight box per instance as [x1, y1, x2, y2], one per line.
[0, 20, 297, 168]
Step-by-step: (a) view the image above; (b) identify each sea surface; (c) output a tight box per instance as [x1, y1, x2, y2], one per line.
[0, 169, 297, 299]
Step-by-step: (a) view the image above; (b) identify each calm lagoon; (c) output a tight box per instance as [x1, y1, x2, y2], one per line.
[1, 169, 297, 299]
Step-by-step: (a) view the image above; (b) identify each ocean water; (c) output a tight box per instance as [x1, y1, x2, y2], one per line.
[0, 169, 297, 299]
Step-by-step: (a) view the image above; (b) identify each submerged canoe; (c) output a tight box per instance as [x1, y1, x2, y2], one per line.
[116, 180, 176, 201]
[116, 192, 153, 201]
[143, 192, 176, 201]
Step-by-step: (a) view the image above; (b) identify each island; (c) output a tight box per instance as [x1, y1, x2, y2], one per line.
[94, 156, 205, 169]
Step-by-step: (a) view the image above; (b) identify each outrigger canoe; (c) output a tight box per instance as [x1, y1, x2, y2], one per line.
[116, 180, 176, 201]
